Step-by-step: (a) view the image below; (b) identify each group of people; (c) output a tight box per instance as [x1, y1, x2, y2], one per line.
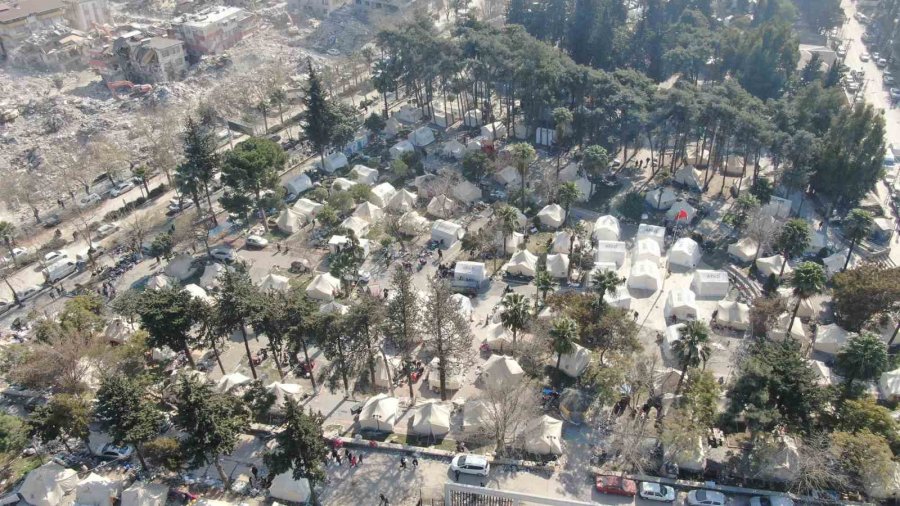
[330, 447, 363, 468]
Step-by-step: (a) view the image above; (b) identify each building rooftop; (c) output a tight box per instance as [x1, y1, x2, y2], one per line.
[174, 5, 245, 28]
[144, 37, 182, 50]
[0, 0, 65, 24]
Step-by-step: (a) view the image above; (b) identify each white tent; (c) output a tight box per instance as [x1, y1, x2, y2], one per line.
[880, 368, 900, 400]
[146, 274, 170, 291]
[322, 152, 348, 173]
[495, 166, 521, 187]
[283, 174, 313, 196]
[811, 360, 839, 386]
[306, 273, 341, 301]
[521, 415, 564, 455]
[151, 346, 176, 361]
[388, 188, 418, 212]
[506, 249, 538, 277]
[384, 117, 401, 136]
[259, 273, 290, 292]
[432, 220, 465, 246]
[19, 462, 78, 506]
[813, 323, 852, 355]
[506, 231, 524, 251]
[551, 231, 573, 254]
[319, 301, 349, 315]
[593, 215, 620, 242]
[75, 472, 122, 506]
[482, 354, 524, 387]
[216, 372, 251, 393]
[466, 137, 485, 152]
[462, 399, 489, 432]
[637, 223, 666, 249]
[370, 182, 398, 208]
[824, 249, 856, 277]
[292, 198, 324, 222]
[770, 314, 806, 342]
[340, 216, 370, 239]
[674, 166, 702, 190]
[268, 472, 311, 504]
[757, 254, 788, 278]
[464, 109, 483, 127]
[481, 122, 507, 141]
[646, 187, 677, 210]
[399, 211, 429, 235]
[415, 174, 443, 196]
[664, 289, 698, 321]
[546, 253, 569, 279]
[662, 324, 685, 361]
[451, 293, 474, 320]
[353, 202, 384, 223]
[716, 300, 750, 331]
[408, 126, 435, 147]
[350, 164, 379, 185]
[633, 238, 662, 265]
[724, 155, 745, 176]
[452, 180, 482, 204]
[666, 200, 696, 222]
[558, 343, 592, 378]
[454, 262, 487, 289]
[762, 196, 792, 219]
[358, 393, 399, 431]
[276, 209, 302, 234]
[573, 177, 592, 202]
[727, 238, 759, 263]
[442, 139, 466, 159]
[796, 296, 821, 319]
[594, 241, 627, 267]
[759, 436, 801, 483]
[669, 238, 701, 269]
[428, 356, 464, 391]
[183, 283, 212, 304]
[485, 323, 516, 353]
[427, 195, 457, 218]
[692, 270, 729, 298]
[267, 382, 304, 410]
[605, 285, 632, 309]
[374, 355, 402, 388]
[121, 482, 168, 506]
[538, 204, 565, 229]
[332, 177, 356, 192]
[667, 437, 707, 473]
[628, 260, 662, 292]
[395, 104, 422, 123]
[390, 140, 415, 160]
[411, 401, 452, 437]
[164, 254, 196, 281]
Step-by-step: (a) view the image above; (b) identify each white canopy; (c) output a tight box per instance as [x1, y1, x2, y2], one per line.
[637, 223, 666, 249]
[267, 382, 304, 410]
[604, 285, 632, 309]
[521, 415, 564, 455]
[756, 254, 788, 278]
[275, 209, 301, 235]
[399, 211, 429, 235]
[75, 472, 122, 506]
[164, 254, 196, 281]
[283, 174, 313, 196]
[633, 238, 661, 264]
[551, 231, 573, 254]
[340, 216, 370, 239]
[259, 273, 289, 292]
[692, 270, 729, 298]
[770, 314, 806, 342]
[442, 139, 466, 159]
[728, 238, 759, 263]
[292, 198, 324, 221]
[199, 262, 226, 290]
[322, 152, 348, 173]
[506, 231, 525, 251]
[183, 283, 212, 304]
[594, 241, 627, 267]
[268, 472, 311, 504]
[428, 356, 464, 391]
[370, 182, 397, 208]
[666, 200, 696, 222]
[452, 180, 482, 204]
[811, 360, 838, 386]
[121, 482, 168, 506]
[664, 289, 698, 321]
[332, 177, 356, 192]
[546, 253, 569, 278]
[451, 293, 474, 320]
[482, 354, 524, 387]
[306, 273, 341, 301]
[573, 177, 592, 202]
[662, 324, 685, 361]
[628, 260, 662, 292]
[216, 372, 251, 393]
[427, 195, 457, 218]
[537, 204, 565, 229]
[592, 215, 620, 242]
[395, 104, 422, 123]
[506, 249, 538, 277]
[467, 137, 486, 152]
[464, 109, 483, 127]
[374, 355, 401, 388]
[353, 202, 384, 223]
[669, 238, 701, 269]
[667, 437, 707, 473]
[384, 117, 401, 135]
[674, 166, 702, 190]
[716, 300, 750, 331]
[350, 164, 379, 185]
[19, 462, 78, 506]
[824, 249, 856, 277]
[481, 122, 507, 141]
[390, 139, 415, 160]
[146, 274, 170, 290]
[388, 188, 418, 212]
[814, 323, 852, 354]
[762, 196, 792, 219]
[646, 187, 677, 210]
[408, 126, 435, 147]
[319, 301, 349, 315]
[411, 401, 452, 436]
[759, 436, 801, 483]
[358, 393, 399, 431]
[880, 368, 900, 399]
[558, 343, 591, 377]
[432, 220, 465, 246]
[462, 399, 489, 432]
[495, 165, 521, 187]
[454, 261, 486, 285]
[484, 323, 515, 353]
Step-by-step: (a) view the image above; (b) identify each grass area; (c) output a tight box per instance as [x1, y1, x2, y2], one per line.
[0, 455, 42, 493]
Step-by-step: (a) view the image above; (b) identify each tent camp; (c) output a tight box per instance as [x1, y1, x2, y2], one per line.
[19, 462, 78, 506]
[466, 137, 485, 152]
[824, 249, 857, 277]
[757, 254, 788, 278]
[275, 209, 302, 234]
[268, 472, 311, 504]
[198, 263, 226, 290]
[358, 394, 399, 432]
[413, 174, 443, 197]
[452, 180, 482, 204]
[546, 253, 569, 278]
[427, 195, 457, 218]
[442, 139, 466, 159]
[340, 216, 370, 238]
[628, 261, 662, 292]
[259, 273, 289, 292]
[451, 293, 474, 320]
[573, 177, 592, 202]
[121, 482, 168, 506]
[484, 323, 515, 353]
[432, 220, 465, 246]
[593, 215, 620, 242]
[521, 415, 564, 455]
[495, 166, 521, 187]
[666, 200, 696, 222]
[353, 202, 384, 223]
[408, 126, 435, 147]
[267, 382, 304, 410]
[165, 254, 196, 281]
[292, 198, 324, 222]
[813, 323, 852, 355]
[216, 372, 251, 393]
[759, 436, 801, 483]
[674, 166, 703, 190]
[283, 174, 313, 196]
[796, 296, 821, 319]
[322, 152, 348, 173]
[558, 343, 592, 377]
[646, 187, 677, 210]
[662, 324, 685, 361]
[811, 360, 839, 386]
[551, 231, 574, 254]
[481, 122, 507, 141]
[462, 399, 489, 433]
[350, 164, 379, 185]
[880, 368, 900, 400]
[716, 300, 750, 331]
[145, 274, 169, 290]
[727, 238, 759, 263]
[664, 289, 698, 321]
[692, 270, 729, 298]
[594, 241, 627, 267]
[370, 183, 398, 208]
[506, 249, 538, 277]
[481, 354, 524, 387]
[464, 109, 483, 127]
[384, 117, 401, 136]
[538, 204, 566, 229]
[75, 473, 122, 505]
[605, 285, 632, 309]
[428, 356, 464, 392]
[390, 140, 415, 160]
[411, 402, 452, 437]
[183, 284, 212, 304]
[454, 262, 487, 291]
[395, 104, 422, 123]
[724, 155, 745, 177]
[332, 177, 355, 191]
[770, 314, 806, 342]
[399, 211, 429, 235]
[633, 238, 662, 265]
[306, 273, 341, 301]
[388, 188, 418, 212]
[637, 223, 666, 249]
[374, 355, 402, 388]
[669, 238, 701, 269]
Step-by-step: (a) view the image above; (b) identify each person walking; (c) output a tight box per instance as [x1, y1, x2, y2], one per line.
[412, 457, 418, 468]
[379, 494, 389, 505]
[357, 454, 364, 465]
[400, 456, 407, 469]
[350, 455, 357, 467]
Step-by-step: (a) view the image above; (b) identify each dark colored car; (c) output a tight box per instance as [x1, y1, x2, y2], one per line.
[595, 475, 637, 497]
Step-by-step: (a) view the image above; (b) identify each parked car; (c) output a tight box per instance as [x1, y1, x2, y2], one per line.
[595, 475, 636, 496]
[639, 482, 676, 502]
[0, 299, 12, 314]
[95, 223, 119, 238]
[43, 250, 67, 264]
[449, 454, 490, 477]
[886, 75, 896, 85]
[891, 88, 900, 101]
[687, 490, 728, 506]
[43, 260, 76, 283]
[167, 198, 194, 214]
[98, 443, 134, 460]
[109, 180, 135, 197]
[246, 235, 269, 249]
[10, 247, 27, 258]
[210, 247, 235, 262]
[78, 193, 102, 207]
[749, 496, 794, 506]
[861, 52, 871, 62]
[18, 285, 41, 301]
[43, 214, 61, 228]
[878, 58, 888, 68]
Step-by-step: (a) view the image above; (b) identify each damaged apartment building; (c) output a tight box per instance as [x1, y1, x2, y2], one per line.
[107, 32, 186, 83]
[173, 6, 256, 62]
[0, 0, 110, 66]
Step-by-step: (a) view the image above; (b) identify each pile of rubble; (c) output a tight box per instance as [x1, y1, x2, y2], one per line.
[306, 6, 375, 55]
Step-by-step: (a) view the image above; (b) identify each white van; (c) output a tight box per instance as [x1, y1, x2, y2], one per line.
[43, 260, 77, 282]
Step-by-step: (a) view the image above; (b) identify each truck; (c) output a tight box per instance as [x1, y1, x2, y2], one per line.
[43, 260, 77, 283]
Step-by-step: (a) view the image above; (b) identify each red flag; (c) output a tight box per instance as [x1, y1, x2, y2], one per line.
[675, 209, 688, 221]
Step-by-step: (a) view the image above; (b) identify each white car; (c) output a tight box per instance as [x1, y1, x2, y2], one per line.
[246, 235, 269, 249]
[687, 490, 727, 506]
[18, 285, 41, 301]
[638, 482, 676, 502]
[449, 454, 490, 477]
[861, 52, 871, 62]
[95, 223, 119, 238]
[43, 250, 67, 264]
[749, 497, 794, 506]
[210, 247, 235, 262]
[11, 247, 27, 258]
[109, 181, 135, 197]
[78, 193, 102, 207]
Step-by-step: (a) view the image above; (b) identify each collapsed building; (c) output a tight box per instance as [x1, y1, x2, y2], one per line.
[108, 33, 187, 83]
[173, 6, 256, 61]
[0, 0, 109, 58]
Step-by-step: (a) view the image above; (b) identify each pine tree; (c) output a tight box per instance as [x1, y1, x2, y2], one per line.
[423, 279, 473, 400]
[264, 400, 328, 503]
[95, 373, 162, 469]
[384, 268, 422, 399]
[303, 60, 337, 169]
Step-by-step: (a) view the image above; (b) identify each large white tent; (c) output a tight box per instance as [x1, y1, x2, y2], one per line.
[495, 166, 521, 187]
[546, 253, 569, 279]
[292, 198, 324, 222]
[664, 289, 698, 321]
[594, 241, 627, 267]
[637, 223, 666, 249]
[558, 343, 592, 377]
[646, 187, 677, 210]
[484, 323, 515, 353]
[388, 188, 418, 212]
[319, 301, 349, 315]
[390, 139, 415, 159]
[395, 104, 422, 123]
[692, 270, 729, 298]
[259, 273, 289, 292]
[432, 220, 465, 246]
[267, 382, 304, 410]
[216, 372, 251, 393]
[462, 399, 489, 433]
[276, 209, 302, 234]
[551, 231, 574, 254]
[145, 274, 170, 290]
[121, 482, 168, 506]
[427, 195, 457, 218]
[824, 249, 857, 277]
[283, 173, 313, 196]
[667, 437, 707, 473]
[813, 323, 852, 355]
[880, 368, 900, 400]
[756, 254, 788, 278]
[716, 300, 750, 331]
[759, 436, 801, 483]
[268, 472, 311, 504]
[506, 231, 525, 251]
[359, 394, 399, 431]
[184, 283, 212, 304]
[506, 249, 538, 277]
[322, 152, 348, 173]
[605, 285, 632, 309]
[454, 262, 487, 290]
[633, 238, 662, 264]
[662, 324, 685, 361]
[521, 415, 564, 455]
[370, 182, 398, 208]
[332, 177, 355, 192]
[628, 261, 662, 292]
[428, 356, 464, 391]
[464, 109, 483, 127]
[593, 215, 620, 242]
[353, 202, 384, 223]
[411, 401, 452, 437]
[770, 314, 806, 342]
[340, 215, 370, 239]
[762, 196, 792, 219]
[666, 200, 696, 223]
[669, 237, 701, 269]
[481, 122, 507, 141]
[452, 180, 483, 204]
[19, 462, 78, 506]
[199, 262, 227, 290]
[537, 204, 565, 229]
[75, 472, 122, 505]
[674, 166, 703, 190]
[306, 273, 341, 301]
[451, 293, 474, 320]
[442, 139, 466, 159]
[350, 164, 379, 185]
[165, 254, 196, 281]
[482, 354, 524, 387]
[399, 211, 429, 235]
[727, 238, 759, 263]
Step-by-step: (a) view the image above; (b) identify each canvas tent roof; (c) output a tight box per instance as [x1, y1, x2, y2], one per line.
[267, 382, 304, 410]
[292, 198, 324, 220]
[481, 122, 507, 141]
[637, 223, 666, 249]
[390, 140, 415, 159]
[628, 260, 662, 292]
[692, 270, 729, 298]
[268, 471, 311, 503]
[551, 231, 573, 254]
[374, 355, 402, 388]
[824, 249, 857, 277]
[662, 324, 685, 361]
[506, 249, 538, 277]
[350, 164, 379, 185]
[370, 183, 398, 207]
[427, 195, 457, 218]
[593, 215, 620, 242]
[121, 482, 168, 506]
[463, 399, 489, 432]
[664, 289, 698, 321]
[442, 139, 466, 159]
[306, 273, 341, 301]
[594, 241, 627, 267]
[411, 401, 452, 436]
[522, 415, 564, 455]
[666, 200, 696, 222]
[340, 216, 370, 239]
[19, 462, 78, 506]
[669, 237, 701, 269]
[558, 343, 591, 377]
[408, 126, 435, 147]
[146, 274, 169, 290]
[332, 177, 356, 191]
[727, 238, 759, 263]
[216, 372, 251, 393]
[454, 261, 486, 284]
[165, 254, 196, 281]
[184, 283, 212, 304]
[667, 437, 707, 473]
[428, 356, 464, 391]
[259, 273, 289, 292]
[452, 180, 482, 203]
[384, 117, 401, 135]
[633, 238, 662, 264]
[353, 202, 384, 223]
[75, 472, 122, 506]
[432, 220, 465, 245]
[464, 109, 483, 126]
[284, 173, 313, 195]
[484, 323, 515, 353]
[495, 165, 521, 186]
[674, 166, 702, 190]
[359, 393, 399, 431]
[573, 177, 591, 202]
[537, 204, 565, 228]
[879, 368, 900, 399]
[760, 436, 801, 483]
[319, 301, 349, 315]
[506, 231, 524, 251]
[716, 300, 750, 330]
[482, 354, 524, 387]
[388, 188, 418, 212]
[322, 152, 348, 173]
[604, 285, 632, 309]
[762, 196, 792, 219]
[546, 253, 569, 278]
[757, 254, 788, 277]
[199, 262, 227, 290]
[395, 104, 422, 123]
[451, 293, 474, 320]
[814, 323, 852, 355]
[771, 314, 806, 341]
[646, 187, 677, 210]
[273, 209, 300, 236]
[399, 211, 429, 235]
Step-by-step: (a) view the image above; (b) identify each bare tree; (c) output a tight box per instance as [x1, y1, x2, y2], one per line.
[83, 136, 128, 183]
[423, 278, 473, 400]
[139, 107, 183, 186]
[123, 214, 152, 255]
[745, 210, 781, 262]
[477, 378, 540, 455]
[6, 329, 105, 394]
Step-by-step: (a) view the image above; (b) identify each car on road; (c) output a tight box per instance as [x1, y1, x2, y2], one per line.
[109, 180, 135, 197]
[210, 247, 235, 263]
[167, 198, 194, 215]
[95, 223, 119, 238]
[638, 482, 676, 502]
[449, 454, 490, 477]
[861, 52, 871, 62]
[891, 88, 900, 101]
[78, 193, 102, 207]
[10, 247, 28, 259]
[98, 443, 134, 460]
[246, 235, 269, 249]
[17, 285, 41, 301]
[43, 250, 67, 264]
[687, 489, 728, 506]
[886, 75, 896, 85]
[43, 214, 61, 228]
[878, 58, 888, 68]
[749, 496, 794, 506]
[595, 475, 636, 496]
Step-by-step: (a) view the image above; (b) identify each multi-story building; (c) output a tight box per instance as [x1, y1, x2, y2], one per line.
[173, 6, 256, 60]
[288, 0, 349, 17]
[63, 0, 110, 31]
[111, 34, 186, 83]
[0, 0, 67, 58]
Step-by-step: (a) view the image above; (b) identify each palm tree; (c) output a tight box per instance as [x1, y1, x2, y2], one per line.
[590, 270, 624, 312]
[787, 262, 826, 335]
[533, 268, 555, 311]
[549, 316, 578, 377]
[0, 221, 17, 267]
[509, 143, 536, 209]
[495, 205, 520, 255]
[843, 208, 873, 271]
[256, 99, 270, 135]
[773, 219, 811, 279]
[836, 332, 889, 394]
[556, 181, 581, 223]
[672, 320, 712, 395]
[499, 293, 530, 348]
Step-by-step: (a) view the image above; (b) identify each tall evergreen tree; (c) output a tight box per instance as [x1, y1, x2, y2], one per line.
[95, 373, 162, 469]
[177, 116, 220, 225]
[423, 279, 473, 400]
[264, 400, 328, 503]
[221, 137, 285, 232]
[384, 268, 422, 399]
